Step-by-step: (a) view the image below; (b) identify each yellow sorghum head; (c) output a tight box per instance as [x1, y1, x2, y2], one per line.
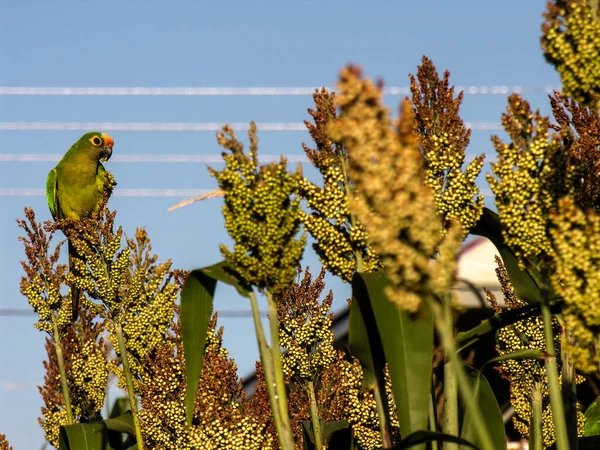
[106, 227, 179, 389]
[327, 65, 461, 312]
[277, 267, 336, 382]
[549, 91, 600, 211]
[410, 56, 484, 238]
[486, 256, 585, 447]
[487, 94, 573, 266]
[210, 123, 305, 294]
[550, 196, 600, 373]
[18, 210, 110, 447]
[61, 210, 178, 391]
[139, 314, 273, 449]
[38, 309, 109, 447]
[18, 208, 72, 333]
[542, 0, 600, 107]
[299, 88, 382, 281]
[340, 358, 400, 449]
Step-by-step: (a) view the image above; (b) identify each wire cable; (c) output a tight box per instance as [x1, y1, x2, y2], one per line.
[0, 121, 503, 131]
[0, 85, 559, 96]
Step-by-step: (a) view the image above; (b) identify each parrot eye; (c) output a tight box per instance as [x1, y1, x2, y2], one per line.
[90, 136, 102, 146]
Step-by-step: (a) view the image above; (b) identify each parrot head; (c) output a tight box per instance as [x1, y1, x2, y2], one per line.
[81, 131, 114, 162]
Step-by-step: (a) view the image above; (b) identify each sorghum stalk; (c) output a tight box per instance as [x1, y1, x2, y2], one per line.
[114, 323, 144, 450]
[428, 298, 494, 450]
[249, 291, 295, 450]
[443, 294, 458, 450]
[266, 290, 295, 450]
[541, 297, 569, 450]
[530, 382, 543, 450]
[307, 380, 323, 450]
[51, 315, 74, 425]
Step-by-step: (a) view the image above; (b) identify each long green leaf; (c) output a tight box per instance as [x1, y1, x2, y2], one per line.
[199, 261, 251, 298]
[471, 207, 544, 304]
[460, 368, 505, 450]
[348, 290, 384, 389]
[59, 423, 109, 450]
[181, 269, 216, 426]
[455, 300, 563, 351]
[353, 272, 433, 443]
[182, 261, 251, 426]
[349, 274, 393, 444]
[484, 349, 546, 366]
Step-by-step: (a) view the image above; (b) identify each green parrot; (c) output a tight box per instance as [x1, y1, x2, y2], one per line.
[46, 131, 115, 320]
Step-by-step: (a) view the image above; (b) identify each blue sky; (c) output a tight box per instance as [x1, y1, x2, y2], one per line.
[0, 1, 560, 448]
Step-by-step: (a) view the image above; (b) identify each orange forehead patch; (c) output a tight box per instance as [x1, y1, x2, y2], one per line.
[101, 133, 114, 147]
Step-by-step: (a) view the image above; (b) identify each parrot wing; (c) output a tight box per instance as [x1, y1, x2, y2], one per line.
[96, 163, 107, 194]
[46, 168, 60, 220]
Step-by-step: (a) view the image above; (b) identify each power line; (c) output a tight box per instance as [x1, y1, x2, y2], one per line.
[0, 153, 490, 164]
[0, 188, 212, 197]
[0, 153, 311, 163]
[0, 121, 504, 131]
[0, 85, 559, 96]
[0, 187, 494, 198]
[0, 122, 307, 131]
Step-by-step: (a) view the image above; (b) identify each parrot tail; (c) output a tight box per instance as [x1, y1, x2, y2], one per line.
[68, 240, 81, 321]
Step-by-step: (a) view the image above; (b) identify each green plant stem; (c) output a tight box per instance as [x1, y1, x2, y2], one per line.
[443, 295, 458, 450]
[428, 394, 439, 450]
[530, 382, 543, 450]
[266, 290, 295, 450]
[114, 323, 144, 450]
[427, 298, 495, 450]
[51, 315, 74, 425]
[105, 384, 111, 419]
[562, 327, 579, 450]
[541, 300, 569, 450]
[307, 380, 323, 450]
[249, 292, 277, 402]
[249, 292, 294, 450]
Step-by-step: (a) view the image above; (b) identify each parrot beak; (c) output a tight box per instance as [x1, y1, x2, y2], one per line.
[100, 133, 114, 162]
[100, 145, 113, 162]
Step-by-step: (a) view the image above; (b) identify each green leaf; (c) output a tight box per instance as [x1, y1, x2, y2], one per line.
[352, 272, 433, 443]
[59, 423, 109, 450]
[106, 397, 132, 449]
[182, 268, 217, 426]
[182, 261, 251, 427]
[395, 430, 480, 449]
[484, 349, 546, 367]
[348, 289, 384, 389]
[302, 420, 352, 450]
[104, 412, 134, 435]
[584, 396, 600, 436]
[105, 412, 135, 449]
[455, 299, 563, 351]
[471, 207, 544, 304]
[460, 368, 506, 450]
[198, 261, 251, 298]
